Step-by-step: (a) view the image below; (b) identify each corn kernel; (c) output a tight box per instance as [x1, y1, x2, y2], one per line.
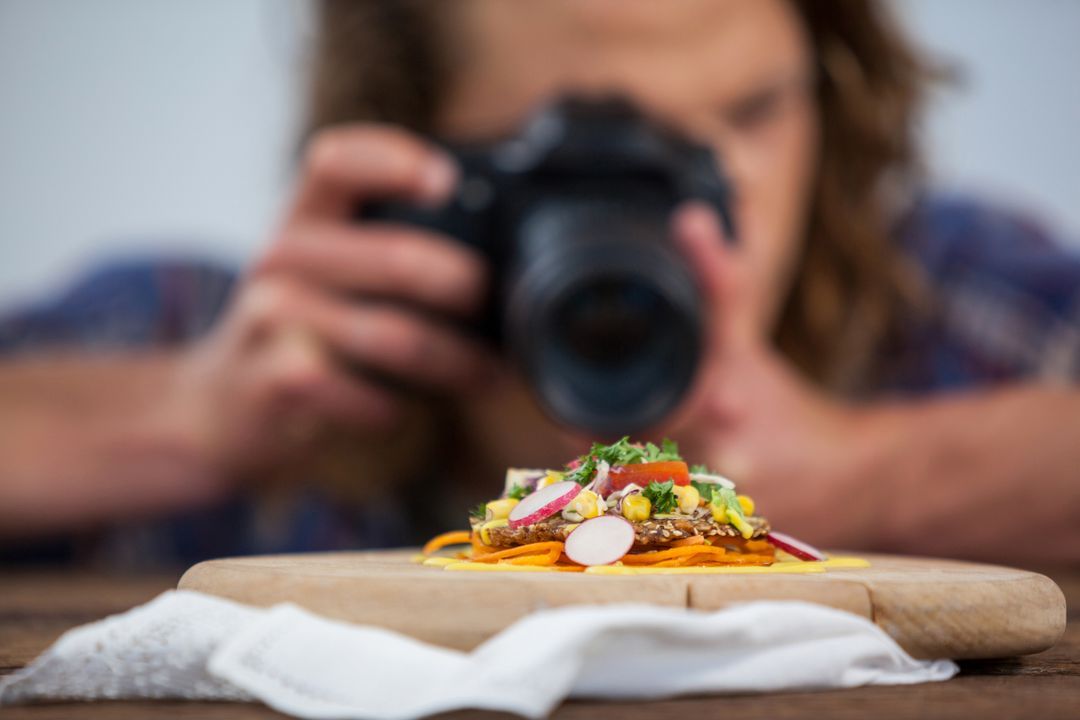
[536, 471, 565, 490]
[479, 518, 508, 545]
[570, 489, 603, 519]
[622, 494, 652, 522]
[672, 485, 700, 514]
[485, 498, 518, 521]
[736, 494, 755, 516]
[728, 512, 754, 539]
[709, 500, 728, 524]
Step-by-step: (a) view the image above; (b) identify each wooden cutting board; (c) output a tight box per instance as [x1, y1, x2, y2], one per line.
[179, 550, 1066, 660]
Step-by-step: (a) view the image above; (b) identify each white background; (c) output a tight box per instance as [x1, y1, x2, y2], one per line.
[1, 0, 1078, 308]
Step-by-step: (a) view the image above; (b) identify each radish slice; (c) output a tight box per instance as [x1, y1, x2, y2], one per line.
[564, 516, 636, 566]
[766, 532, 827, 561]
[508, 481, 582, 529]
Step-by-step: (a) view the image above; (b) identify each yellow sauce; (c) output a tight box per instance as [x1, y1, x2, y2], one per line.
[417, 555, 870, 573]
[814, 556, 871, 569]
[443, 561, 567, 573]
[584, 557, 869, 575]
[585, 562, 824, 575]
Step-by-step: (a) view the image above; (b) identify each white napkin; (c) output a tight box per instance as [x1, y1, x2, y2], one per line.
[0, 590, 957, 718]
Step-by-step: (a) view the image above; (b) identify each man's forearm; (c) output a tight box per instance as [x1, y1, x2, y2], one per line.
[0, 353, 220, 537]
[860, 384, 1080, 564]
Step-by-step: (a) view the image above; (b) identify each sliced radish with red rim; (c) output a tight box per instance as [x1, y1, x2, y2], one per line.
[508, 481, 582, 529]
[766, 532, 827, 561]
[564, 516, 636, 566]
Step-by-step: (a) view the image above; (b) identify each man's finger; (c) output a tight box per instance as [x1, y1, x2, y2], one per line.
[290, 125, 458, 220]
[671, 201, 755, 351]
[257, 222, 488, 318]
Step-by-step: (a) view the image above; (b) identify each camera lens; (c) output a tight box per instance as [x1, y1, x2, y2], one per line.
[505, 202, 702, 435]
[553, 278, 665, 368]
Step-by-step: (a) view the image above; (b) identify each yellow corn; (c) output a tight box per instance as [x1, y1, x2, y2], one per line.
[709, 496, 754, 539]
[736, 494, 755, 516]
[486, 498, 519, 521]
[672, 485, 700, 514]
[728, 511, 754, 540]
[536, 471, 565, 490]
[622, 494, 652, 522]
[570, 489, 603, 519]
[709, 500, 728, 524]
[479, 518, 508, 545]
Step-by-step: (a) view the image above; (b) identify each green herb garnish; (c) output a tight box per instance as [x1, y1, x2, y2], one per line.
[644, 438, 682, 463]
[642, 479, 678, 514]
[469, 503, 487, 521]
[691, 479, 718, 504]
[709, 486, 746, 520]
[690, 463, 710, 475]
[564, 437, 685, 485]
[507, 484, 529, 500]
[564, 454, 598, 486]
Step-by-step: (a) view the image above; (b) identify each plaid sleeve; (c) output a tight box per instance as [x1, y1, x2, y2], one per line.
[0, 257, 237, 355]
[892, 195, 1080, 391]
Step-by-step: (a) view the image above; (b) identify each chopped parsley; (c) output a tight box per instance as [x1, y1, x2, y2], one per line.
[691, 479, 719, 503]
[642, 479, 678, 514]
[564, 454, 598, 486]
[564, 437, 684, 485]
[507, 484, 529, 500]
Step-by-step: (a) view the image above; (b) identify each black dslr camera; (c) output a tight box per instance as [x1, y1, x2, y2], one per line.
[364, 97, 734, 435]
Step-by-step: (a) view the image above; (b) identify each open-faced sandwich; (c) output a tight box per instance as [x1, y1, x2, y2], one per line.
[422, 437, 826, 570]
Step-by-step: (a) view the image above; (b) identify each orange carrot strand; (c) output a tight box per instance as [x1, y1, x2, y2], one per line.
[422, 530, 473, 556]
[471, 541, 565, 563]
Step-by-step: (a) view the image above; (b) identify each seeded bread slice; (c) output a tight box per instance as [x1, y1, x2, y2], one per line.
[475, 514, 770, 548]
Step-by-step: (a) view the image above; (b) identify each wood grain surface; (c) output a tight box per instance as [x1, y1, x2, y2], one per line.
[177, 550, 1066, 660]
[1, 566, 1077, 719]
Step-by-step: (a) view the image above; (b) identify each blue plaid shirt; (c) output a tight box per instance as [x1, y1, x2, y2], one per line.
[2, 194, 1078, 567]
[889, 194, 1080, 390]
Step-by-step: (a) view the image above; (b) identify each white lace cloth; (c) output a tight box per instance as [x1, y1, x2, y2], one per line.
[0, 591, 957, 718]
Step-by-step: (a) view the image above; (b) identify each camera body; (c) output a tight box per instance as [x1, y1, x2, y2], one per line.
[363, 97, 734, 435]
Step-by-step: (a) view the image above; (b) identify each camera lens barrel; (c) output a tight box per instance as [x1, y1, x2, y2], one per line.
[504, 198, 702, 435]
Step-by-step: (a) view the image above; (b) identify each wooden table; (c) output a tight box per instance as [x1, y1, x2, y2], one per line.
[1, 568, 1077, 719]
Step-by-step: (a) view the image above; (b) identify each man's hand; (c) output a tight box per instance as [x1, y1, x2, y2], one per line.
[175, 124, 499, 480]
[663, 201, 879, 547]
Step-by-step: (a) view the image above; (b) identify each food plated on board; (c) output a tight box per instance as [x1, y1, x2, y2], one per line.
[421, 438, 831, 572]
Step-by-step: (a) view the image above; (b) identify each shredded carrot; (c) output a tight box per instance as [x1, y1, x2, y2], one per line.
[707, 537, 774, 554]
[708, 552, 774, 565]
[422, 530, 473, 556]
[669, 536, 706, 548]
[471, 533, 497, 556]
[471, 541, 565, 563]
[649, 551, 775, 567]
[690, 553, 773, 566]
[739, 539, 774, 554]
[551, 564, 587, 572]
[620, 545, 728, 564]
[650, 556, 699, 567]
[502, 545, 563, 566]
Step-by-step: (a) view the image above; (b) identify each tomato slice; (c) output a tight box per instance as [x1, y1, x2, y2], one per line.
[605, 461, 689, 492]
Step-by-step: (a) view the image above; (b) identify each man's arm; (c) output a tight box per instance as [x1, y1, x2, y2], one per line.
[0, 353, 220, 538]
[857, 385, 1080, 565]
